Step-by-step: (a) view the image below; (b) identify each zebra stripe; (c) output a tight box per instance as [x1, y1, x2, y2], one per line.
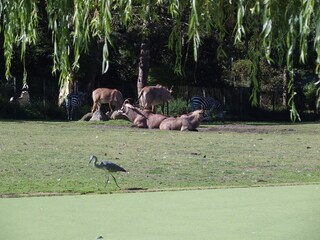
[65, 92, 87, 120]
[190, 96, 224, 120]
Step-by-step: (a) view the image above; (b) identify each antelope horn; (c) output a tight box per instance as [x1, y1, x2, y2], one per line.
[124, 98, 131, 104]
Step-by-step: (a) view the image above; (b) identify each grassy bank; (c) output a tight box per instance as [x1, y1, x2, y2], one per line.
[0, 120, 319, 195]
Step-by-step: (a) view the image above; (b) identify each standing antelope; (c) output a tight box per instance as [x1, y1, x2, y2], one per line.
[91, 88, 124, 113]
[138, 85, 173, 114]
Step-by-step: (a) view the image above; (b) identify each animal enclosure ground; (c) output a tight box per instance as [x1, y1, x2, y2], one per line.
[0, 120, 319, 196]
[92, 122, 295, 134]
[199, 123, 294, 133]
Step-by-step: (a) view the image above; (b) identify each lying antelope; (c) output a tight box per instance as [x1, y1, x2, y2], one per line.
[159, 109, 205, 131]
[138, 85, 172, 114]
[119, 100, 168, 129]
[91, 88, 124, 113]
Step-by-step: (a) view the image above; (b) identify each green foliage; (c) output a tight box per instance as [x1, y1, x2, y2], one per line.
[259, 60, 283, 91]
[46, 0, 73, 82]
[90, 0, 113, 74]
[299, 0, 315, 64]
[226, 58, 283, 91]
[230, 59, 252, 87]
[167, 0, 183, 75]
[303, 82, 318, 111]
[0, 99, 66, 120]
[168, 97, 188, 116]
[0, 1, 38, 82]
[188, 0, 201, 62]
[152, 97, 187, 116]
[234, 0, 245, 44]
[73, 0, 91, 70]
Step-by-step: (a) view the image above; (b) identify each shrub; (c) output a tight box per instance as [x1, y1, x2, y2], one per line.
[168, 97, 189, 116]
[0, 98, 67, 120]
[303, 82, 318, 112]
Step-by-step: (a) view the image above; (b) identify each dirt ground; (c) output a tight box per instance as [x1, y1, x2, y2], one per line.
[92, 123, 295, 134]
[198, 124, 288, 133]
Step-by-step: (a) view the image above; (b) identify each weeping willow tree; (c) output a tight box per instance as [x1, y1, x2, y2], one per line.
[0, 0, 319, 121]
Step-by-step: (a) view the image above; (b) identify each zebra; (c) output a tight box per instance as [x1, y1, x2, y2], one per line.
[65, 92, 87, 120]
[190, 96, 225, 121]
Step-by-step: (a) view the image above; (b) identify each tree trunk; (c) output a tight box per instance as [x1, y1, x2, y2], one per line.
[137, 3, 151, 95]
[137, 39, 150, 95]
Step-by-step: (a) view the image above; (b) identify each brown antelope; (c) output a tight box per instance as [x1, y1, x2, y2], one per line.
[119, 100, 168, 129]
[138, 85, 173, 114]
[159, 109, 205, 131]
[91, 88, 124, 112]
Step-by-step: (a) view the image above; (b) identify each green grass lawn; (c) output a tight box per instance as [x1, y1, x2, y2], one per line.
[1, 120, 320, 240]
[1, 185, 319, 240]
[0, 120, 320, 195]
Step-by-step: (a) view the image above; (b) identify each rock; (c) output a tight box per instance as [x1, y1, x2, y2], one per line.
[90, 110, 109, 121]
[80, 112, 92, 121]
[110, 110, 129, 120]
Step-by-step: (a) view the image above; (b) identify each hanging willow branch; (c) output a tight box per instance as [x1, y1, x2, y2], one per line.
[118, 0, 133, 26]
[211, 0, 229, 60]
[311, 0, 320, 78]
[188, 0, 200, 61]
[90, 0, 113, 74]
[168, 0, 183, 75]
[231, 0, 320, 121]
[73, 0, 91, 70]
[299, 0, 314, 64]
[0, 1, 37, 84]
[234, 0, 245, 44]
[46, 0, 73, 84]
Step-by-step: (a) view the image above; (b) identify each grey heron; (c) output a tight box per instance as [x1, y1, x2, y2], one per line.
[89, 155, 126, 188]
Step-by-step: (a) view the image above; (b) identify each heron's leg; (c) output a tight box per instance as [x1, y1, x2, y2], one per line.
[105, 175, 110, 187]
[111, 174, 121, 188]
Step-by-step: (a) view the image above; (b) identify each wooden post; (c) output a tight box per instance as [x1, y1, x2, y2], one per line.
[13, 76, 17, 117]
[272, 91, 275, 112]
[282, 67, 288, 106]
[13, 76, 16, 96]
[43, 78, 47, 119]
